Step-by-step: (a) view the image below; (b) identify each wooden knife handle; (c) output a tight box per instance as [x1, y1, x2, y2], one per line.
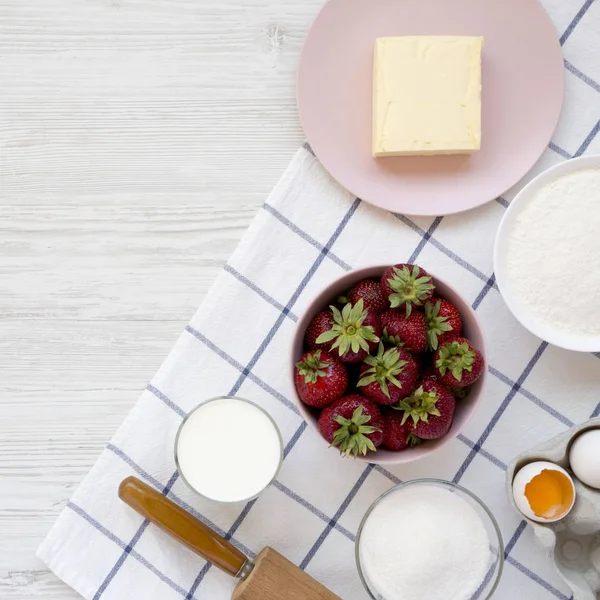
[118, 476, 248, 578]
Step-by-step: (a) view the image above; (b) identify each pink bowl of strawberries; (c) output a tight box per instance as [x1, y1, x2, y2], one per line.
[291, 264, 487, 464]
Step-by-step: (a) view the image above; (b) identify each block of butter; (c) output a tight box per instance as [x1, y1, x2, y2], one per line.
[372, 36, 483, 157]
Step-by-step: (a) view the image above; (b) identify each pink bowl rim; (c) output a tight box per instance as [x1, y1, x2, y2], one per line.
[290, 265, 487, 465]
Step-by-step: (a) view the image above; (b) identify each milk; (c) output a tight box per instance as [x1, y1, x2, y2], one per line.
[175, 397, 283, 503]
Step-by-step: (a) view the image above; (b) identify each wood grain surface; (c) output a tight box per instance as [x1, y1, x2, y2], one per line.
[0, 0, 322, 596]
[232, 548, 342, 600]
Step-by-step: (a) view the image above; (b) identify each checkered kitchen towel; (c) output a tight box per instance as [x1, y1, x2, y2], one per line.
[38, 1, 600, 598]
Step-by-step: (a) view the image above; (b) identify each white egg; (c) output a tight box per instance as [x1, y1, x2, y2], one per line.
[512, 461, 576, 523]
[569, 429, 600, 490]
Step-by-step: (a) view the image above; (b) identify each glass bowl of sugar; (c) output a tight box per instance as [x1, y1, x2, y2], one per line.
[356, 479, 504, 600]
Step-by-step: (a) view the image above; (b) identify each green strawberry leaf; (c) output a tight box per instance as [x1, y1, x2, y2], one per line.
[425, 300, 454, 351]
[436, 340, 475, 381]
[357, 342, 408, 398]
[316, 329, 340, 344]
[330, 406, 381, 458]
[387, 265, 435, 316]
[295, 350, 331, 384]
[316, 299, 379, 359]
[407, 433, 422, 447]
[395, 386, 441, 425]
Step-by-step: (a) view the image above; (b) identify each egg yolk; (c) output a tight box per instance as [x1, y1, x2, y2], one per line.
[524, 469, 574, 519]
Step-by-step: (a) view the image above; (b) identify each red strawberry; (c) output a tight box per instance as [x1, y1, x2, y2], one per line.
[396, 380, 456, 440]
[380, 264, 435, 316]
[318, 395, 383, 457]
[348, 278, 388, 314]
[434, 337, 484, 388]
[357, 343, 418, 405]
[420, 364, 438, 381]
[315, 299, 381, 364]
[425, 298, 463, 351]
[449, 386, 470, 400]
[382, 410, 421, 451]
[380, 328, 405, 349]
[381, 309, 427, 354]
[411, 352, 424, 373]
[305, 311, 334, 351]
[294, 350, 348, 408]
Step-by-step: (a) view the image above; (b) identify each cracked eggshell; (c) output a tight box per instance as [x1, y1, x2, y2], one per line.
[506, 418, 600, 600]
[512, 461, 576, 523]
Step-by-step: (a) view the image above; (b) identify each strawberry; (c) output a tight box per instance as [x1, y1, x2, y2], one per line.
[382, 409, 421, 451]
[294, 350, 348, 408]
[305, 311, 334, 351]
[396, 380, 456, 440]
[425, 298, 462, 351]
[334, 294, 351, 310]
[411, 352, 424, 373]
[348, 278, 388, 314]
[420, 364, 438, 381]
[318, 395, 383, 457]
[315, 299, 381, 364]
[434, 337, 484, 388]
[357, 343, 418, 405]
[449, 386, 470, 400]
[380, 309, 427, 354]
[380, 264, 435, 316]
[380, 328, 405, 349]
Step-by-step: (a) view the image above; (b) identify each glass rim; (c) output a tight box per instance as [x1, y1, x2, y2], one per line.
[355, 478, 504, 600]
[174, 396, 284, 504]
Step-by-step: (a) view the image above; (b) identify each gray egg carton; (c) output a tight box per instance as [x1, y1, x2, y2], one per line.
[506, 418, 600, 600]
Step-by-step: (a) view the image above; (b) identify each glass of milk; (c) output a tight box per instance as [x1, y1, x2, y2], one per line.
[175, 397, 283, 503]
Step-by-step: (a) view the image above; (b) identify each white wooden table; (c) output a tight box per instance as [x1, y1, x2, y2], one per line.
[0, 1, 322, 597]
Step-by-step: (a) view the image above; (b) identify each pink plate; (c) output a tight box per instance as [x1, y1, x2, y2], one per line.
[297, 0, 564, 216]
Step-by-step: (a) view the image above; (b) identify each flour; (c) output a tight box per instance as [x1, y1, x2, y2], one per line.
[359, 485, 490, 600]
[506, 168, 600, 337]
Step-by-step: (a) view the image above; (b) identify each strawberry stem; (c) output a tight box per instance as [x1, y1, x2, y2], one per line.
[395, 386, 441, 426]
[425, 300, 454, 351]
[315, 299, 379, 358]
[331, 406, 380, 457]
[436, 340, 475, 382]
[407, 433, 422, 447]
[295, 350, 331, 384]
[386, 265, 435, 316]
[358, 342, 408, 399]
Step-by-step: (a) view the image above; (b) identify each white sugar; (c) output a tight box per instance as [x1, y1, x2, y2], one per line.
[506, 168, 600, 337]
[359, 485, 490, 600]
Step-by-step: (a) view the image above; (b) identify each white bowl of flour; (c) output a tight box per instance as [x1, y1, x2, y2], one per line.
[495, 155, 600, 352]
